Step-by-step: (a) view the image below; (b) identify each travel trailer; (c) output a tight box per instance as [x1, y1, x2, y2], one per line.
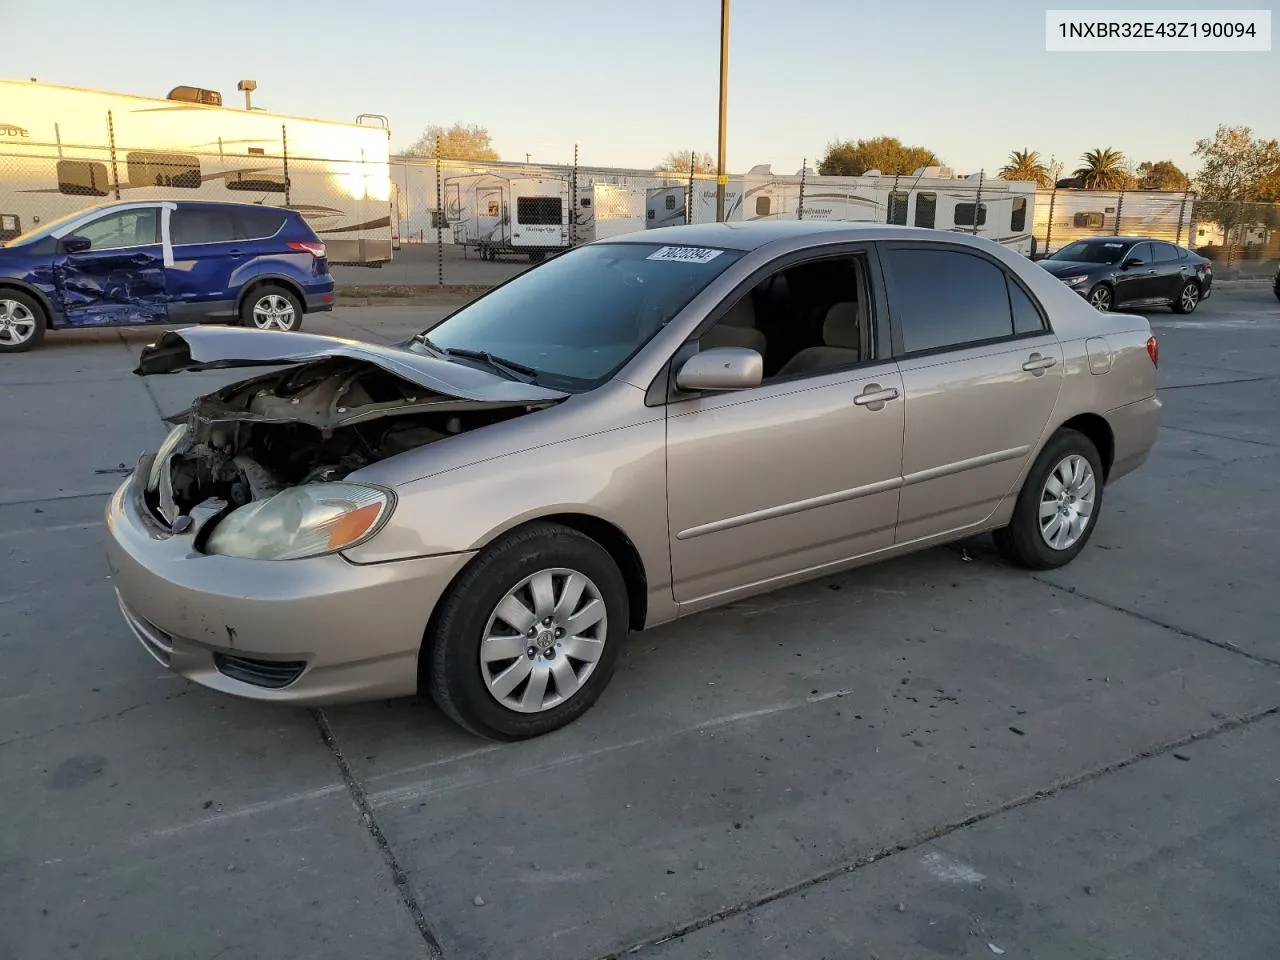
[444, 172, 578, 261]
[642, 165, 1039, 255]
[645, 181, 745, 229]
[0, 79, 394, 264]
[1033, 188, 1197, 255]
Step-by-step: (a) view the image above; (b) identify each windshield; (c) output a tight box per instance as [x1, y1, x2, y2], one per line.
[414, 242, 744, 388]
[1049, 240, 1132, 264]
[4, 207, 100, 247]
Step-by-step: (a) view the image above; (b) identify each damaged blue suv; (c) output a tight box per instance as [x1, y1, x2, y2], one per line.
[0, 200, 335, 353]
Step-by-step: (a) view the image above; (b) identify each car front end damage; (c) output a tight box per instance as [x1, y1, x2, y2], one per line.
[105, 328, 565, 702]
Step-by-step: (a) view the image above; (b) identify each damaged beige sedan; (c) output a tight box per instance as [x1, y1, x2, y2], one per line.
[106, 222, 1161, 740]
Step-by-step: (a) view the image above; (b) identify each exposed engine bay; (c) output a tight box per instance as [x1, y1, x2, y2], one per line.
[148, 357, 556, 524]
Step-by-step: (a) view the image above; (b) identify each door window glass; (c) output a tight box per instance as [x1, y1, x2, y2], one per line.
[171, 207, 238, 245]
[882, 247, 1014, 354]
[74, 208, 160, 250]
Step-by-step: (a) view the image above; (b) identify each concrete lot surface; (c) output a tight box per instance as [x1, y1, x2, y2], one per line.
[2, 287, 1278, 959]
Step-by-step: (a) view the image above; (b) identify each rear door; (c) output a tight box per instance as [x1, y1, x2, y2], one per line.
[1150, 241, 1186, 302]
[53, 205, 167, 326]
[510, 179, 568, 249]
[879, 243, 1064, 544]
[165, 204, 256, 323]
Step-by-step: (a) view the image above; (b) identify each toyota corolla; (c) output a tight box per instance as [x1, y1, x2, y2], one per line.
[106, 221, 1161, 740]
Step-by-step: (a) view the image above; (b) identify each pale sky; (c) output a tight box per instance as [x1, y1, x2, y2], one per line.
[7, 0, 1276, 176]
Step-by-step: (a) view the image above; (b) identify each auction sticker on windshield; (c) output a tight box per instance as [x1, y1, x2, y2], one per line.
[647, 246, 724, 264]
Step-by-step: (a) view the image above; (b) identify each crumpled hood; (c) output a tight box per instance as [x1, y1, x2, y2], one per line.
[134, 327, 569, 404]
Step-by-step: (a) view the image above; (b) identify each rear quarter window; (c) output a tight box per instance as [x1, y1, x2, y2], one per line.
[235, 208, 287, 239]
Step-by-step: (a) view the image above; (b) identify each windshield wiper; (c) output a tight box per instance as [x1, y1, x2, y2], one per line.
[438, 346, 539, 382]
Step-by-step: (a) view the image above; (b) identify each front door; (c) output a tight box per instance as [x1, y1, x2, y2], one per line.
[878, 243, 1065, 543]
[53, 206, 167, 326]
[1113, 241, 1156, 306]
[666, 250, 905, 608]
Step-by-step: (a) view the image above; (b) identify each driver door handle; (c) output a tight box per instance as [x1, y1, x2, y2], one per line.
[854, 384, 900, 408]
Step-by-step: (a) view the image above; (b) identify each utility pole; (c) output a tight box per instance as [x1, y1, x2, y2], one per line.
[715, 0, 730, 222]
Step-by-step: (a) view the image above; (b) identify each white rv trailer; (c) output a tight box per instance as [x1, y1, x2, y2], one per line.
[445, 172, 577, 261]
[0, 79, 394, 264]
[734, 166, 1039, 255]
[645, 181, 745, 229]
[1032, 188, 1197, 255]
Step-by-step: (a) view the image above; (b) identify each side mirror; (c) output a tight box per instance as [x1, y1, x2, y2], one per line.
[1122, 257, 1144, 269]
[675, 347, 763, 393]
[62, 235, 92, 254]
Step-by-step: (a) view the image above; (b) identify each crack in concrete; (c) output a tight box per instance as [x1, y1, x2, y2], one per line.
[1161, 424, 1279, 449]
[1159, 374, 1276, 391]
[599, 704, 1280, 959]
[1030, 577, 1280, 670]
[311, 707, 445, 959]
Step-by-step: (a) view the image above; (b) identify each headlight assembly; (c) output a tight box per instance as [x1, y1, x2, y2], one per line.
[205, 482, 394, 560]
[1061, 275, 1090, 286]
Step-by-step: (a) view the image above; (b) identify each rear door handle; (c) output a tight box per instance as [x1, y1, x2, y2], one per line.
[1022, 353, 1057, 374]
[228, 249, 244, 258]
[853, 384, 900, 409]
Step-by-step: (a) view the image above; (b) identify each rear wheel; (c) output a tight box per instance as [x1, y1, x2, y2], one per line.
[241, 285, 303, 332]
[1087, 284, 1113, 312]
[1171, 279, 1200, 314]
[0, 291, 47, 353]
[994, 429, 1104, 570]
[425, 522, 629, 740]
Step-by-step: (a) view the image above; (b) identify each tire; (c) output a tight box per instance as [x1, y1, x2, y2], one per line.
[1086, 283, 1113, 313]
[993, 428, 1105, 570]
[426, 522, 629, 740]
[240, 284, 303, 332]
[1171, 279, 1200, 314]
[0, 289, 47, 353]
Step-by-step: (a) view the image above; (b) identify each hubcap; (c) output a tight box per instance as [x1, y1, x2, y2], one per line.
[1090, 288, 1111, 312]
[480, 568, 607, 713]
[252, 294, 297, 331]
[0, 299, 36, 346]
[1039, 454, 1097, 551]
[1181, 284, 1198, 311]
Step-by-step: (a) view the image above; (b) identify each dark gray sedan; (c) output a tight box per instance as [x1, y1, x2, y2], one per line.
[1039, 237, 1213, 314]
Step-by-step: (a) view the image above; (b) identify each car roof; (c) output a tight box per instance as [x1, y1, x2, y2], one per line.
[604, 220, 989, 252]
[1070, 236, 1176, 245]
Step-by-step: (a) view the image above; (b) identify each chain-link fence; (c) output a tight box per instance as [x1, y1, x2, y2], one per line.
[4, 129, 1277, 288]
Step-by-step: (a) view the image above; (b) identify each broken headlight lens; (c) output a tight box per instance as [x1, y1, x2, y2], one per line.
[147, 424, 188, 492]
[204, 482, 394, 560]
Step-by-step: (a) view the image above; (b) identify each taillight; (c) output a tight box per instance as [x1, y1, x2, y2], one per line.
[287, 241, 326, 258]
[1146, 335, 1159, 368]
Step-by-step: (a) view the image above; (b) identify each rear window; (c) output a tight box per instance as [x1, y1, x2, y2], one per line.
[517, 196, 562, 225]
[235, 208, 287, 239]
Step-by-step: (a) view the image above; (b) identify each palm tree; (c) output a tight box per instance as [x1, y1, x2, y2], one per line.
[1073, 148, 1129, 189]
[999, 149, 1051, 188]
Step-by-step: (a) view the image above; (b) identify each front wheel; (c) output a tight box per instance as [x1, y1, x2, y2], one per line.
[1171, 279, 1200, 314]
[241, 285, 303, 332]
[1087, 284, 1113, 313]
[0, 291, 47, 353]
[994, 429, 1104, 570]
[425, 522, 629, 740]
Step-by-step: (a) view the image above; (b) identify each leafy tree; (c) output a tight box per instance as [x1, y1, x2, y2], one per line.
[657, 151, 716, 174]
[818, 137, 940, 177]
[1192, 125, 1280, 241]
[404, 124, 499, 161]
[1135, 160, 1191, 192]
[1072, 148, 1132, 189]
[999, 149, 1052, 187]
